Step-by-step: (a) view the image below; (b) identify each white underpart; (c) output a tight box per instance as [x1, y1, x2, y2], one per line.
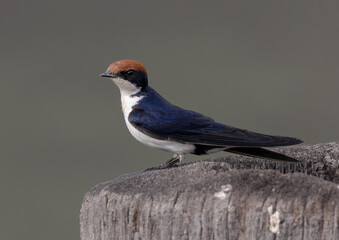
[111, 78, 195, 155]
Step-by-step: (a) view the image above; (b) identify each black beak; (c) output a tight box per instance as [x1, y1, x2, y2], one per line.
[100, 71, 117, 78]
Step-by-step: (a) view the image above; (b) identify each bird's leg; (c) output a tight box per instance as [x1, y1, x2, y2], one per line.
[164, 153, 183, 166]
[144, 154, 185, 171]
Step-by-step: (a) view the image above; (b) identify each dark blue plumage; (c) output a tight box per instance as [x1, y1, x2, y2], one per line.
[129, 87, 302, 149]
[101, 59, 303, 168]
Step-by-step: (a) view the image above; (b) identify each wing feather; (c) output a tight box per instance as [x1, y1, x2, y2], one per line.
[128, 106, 302, 147]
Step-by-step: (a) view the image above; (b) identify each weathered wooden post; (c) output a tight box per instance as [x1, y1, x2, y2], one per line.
[80, 142, 339, 240]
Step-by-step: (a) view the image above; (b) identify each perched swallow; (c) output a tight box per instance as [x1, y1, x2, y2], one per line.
[100, 59, 302, 169]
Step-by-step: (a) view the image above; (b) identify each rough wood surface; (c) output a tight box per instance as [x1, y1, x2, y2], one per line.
[80, 142, 339, 240]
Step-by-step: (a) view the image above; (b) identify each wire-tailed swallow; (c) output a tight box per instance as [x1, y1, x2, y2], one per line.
[100, 59, 302, 169]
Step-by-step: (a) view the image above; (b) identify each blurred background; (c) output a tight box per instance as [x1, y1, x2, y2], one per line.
[1, 1, 338, 239]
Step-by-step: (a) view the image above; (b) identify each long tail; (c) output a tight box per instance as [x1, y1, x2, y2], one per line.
[225, 147, 299, 163]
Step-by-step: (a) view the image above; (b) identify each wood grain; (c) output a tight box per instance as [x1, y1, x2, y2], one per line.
[80, 142, 339, 240]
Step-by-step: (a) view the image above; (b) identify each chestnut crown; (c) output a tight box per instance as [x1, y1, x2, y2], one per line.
[100, 59, 148, 88]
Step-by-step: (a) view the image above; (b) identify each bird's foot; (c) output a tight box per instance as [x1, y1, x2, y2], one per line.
[144, 154, 184, 171]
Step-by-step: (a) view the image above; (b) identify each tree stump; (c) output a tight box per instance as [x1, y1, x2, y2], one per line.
[80, 142, 339, 240]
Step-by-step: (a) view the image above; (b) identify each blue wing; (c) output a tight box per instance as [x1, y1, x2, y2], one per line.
[129, 87, 302, 147]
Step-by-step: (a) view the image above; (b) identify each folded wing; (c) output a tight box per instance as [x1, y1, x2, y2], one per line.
[128, 105, 302, 147]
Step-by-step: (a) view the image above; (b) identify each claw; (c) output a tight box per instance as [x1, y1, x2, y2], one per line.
[143, 154, 185, 171]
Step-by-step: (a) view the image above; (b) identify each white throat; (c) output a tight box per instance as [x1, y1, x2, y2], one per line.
[112, 77, 140, 96]
[111, 77, 142, 118]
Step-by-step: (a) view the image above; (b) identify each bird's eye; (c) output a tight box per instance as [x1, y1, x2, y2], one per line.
[126, 70, 134, 77]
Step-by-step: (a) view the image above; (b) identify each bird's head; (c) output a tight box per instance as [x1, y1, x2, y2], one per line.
[100, 59, 148, 94]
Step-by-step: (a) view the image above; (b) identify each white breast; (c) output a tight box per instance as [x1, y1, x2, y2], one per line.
[124, 118, 195, 154]
[116, 81, 195, 154]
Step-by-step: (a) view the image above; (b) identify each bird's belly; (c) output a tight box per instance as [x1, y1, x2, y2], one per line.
[124, 118, 195, 154]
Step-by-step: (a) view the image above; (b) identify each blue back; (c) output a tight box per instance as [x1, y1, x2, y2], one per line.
[128, 87, 302, 147]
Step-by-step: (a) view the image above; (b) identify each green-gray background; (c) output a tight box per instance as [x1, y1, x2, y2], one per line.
[1, 1, 338, 239]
